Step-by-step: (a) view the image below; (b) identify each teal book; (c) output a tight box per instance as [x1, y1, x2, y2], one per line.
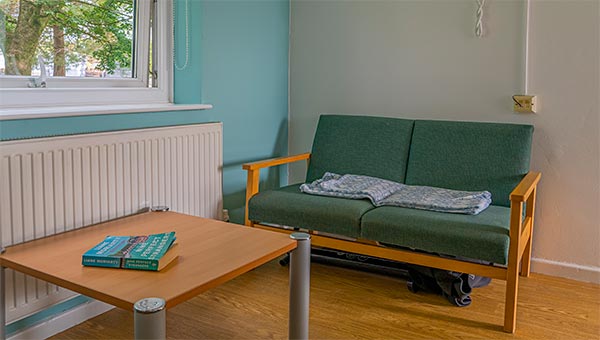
[82, 232, 178, 271]
[123, 232, 178, 271]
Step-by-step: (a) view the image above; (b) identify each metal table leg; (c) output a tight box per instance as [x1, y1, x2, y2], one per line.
[134, 297, 166, 340]
[289, 233, 311, 340]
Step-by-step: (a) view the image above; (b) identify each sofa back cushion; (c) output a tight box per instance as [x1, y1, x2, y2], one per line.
[405, 120, 533, 207]
[306, 115, 415, 183]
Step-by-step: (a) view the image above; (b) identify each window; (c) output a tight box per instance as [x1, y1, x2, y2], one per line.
[0, 0, 172, 109]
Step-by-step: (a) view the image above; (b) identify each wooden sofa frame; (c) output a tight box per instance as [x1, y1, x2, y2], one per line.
[243, 152, 541, 333]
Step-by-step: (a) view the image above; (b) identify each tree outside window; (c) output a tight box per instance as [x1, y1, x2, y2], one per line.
[0, 0, 135, 79]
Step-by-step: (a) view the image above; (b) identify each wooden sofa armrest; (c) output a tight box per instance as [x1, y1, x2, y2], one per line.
[242, 152, 311, 171]
[508, 171, 541, 247]
[505, 170, 541, 331]
[510, 171, 541, 202]
[243, 153, 311, 225]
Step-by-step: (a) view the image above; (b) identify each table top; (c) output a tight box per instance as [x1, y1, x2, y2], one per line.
[0, 211, 297, 310]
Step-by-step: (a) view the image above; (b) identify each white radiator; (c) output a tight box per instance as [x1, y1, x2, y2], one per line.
[0, 123, 223, 322]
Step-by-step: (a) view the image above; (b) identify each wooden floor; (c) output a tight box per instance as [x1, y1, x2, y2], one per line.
[53, 259, 599, 340]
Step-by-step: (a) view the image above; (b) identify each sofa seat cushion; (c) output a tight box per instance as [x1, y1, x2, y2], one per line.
[360, 205, 511, 264]
[249, 184, 375, 238]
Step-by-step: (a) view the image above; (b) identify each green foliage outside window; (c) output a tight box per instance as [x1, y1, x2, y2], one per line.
[0, 0, 134, 77]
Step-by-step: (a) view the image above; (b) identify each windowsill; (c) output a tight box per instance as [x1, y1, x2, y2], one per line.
[0, 103, 213, 121]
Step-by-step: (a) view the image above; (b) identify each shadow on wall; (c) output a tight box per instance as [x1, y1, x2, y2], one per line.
[222, 120, 291, 224]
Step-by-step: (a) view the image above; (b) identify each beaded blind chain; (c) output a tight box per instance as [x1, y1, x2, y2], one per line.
[475, 0, 486, 37]
[173, 0, 189, 71]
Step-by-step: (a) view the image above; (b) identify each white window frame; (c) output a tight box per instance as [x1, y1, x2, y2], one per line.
[0, 0, 173, 109]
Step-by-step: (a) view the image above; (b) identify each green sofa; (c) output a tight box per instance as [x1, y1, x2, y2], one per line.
[243, 114, 541, 333]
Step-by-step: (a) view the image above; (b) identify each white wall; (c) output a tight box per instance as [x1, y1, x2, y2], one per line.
[526, 0, 599, 282]
[289, 0, 599, 282]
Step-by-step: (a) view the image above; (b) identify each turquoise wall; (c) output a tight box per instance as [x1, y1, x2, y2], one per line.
[0, 0, 289, 224]
[200, 0, 289, 223]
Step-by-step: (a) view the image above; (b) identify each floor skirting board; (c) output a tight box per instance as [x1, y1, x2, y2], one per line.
[531, 257, 600, 284]
[8, 299, 113, 340]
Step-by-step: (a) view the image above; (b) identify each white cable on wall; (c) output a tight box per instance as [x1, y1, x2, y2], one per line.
[173, 0, 189, 71]
[524, 0, 531, 93]
[475, 0, 486, 37]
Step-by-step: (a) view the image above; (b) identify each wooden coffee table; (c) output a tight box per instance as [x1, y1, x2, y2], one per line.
[0, 211, 311, 339]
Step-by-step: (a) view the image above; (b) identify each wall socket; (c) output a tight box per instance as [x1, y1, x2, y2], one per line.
[513, 95, 537, 113]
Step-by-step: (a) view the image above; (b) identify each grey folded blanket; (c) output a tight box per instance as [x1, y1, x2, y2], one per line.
[299, 172, 491, 215]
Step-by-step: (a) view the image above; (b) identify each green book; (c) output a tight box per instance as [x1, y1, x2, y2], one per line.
[82, 232, 178, 271]
[123, 233, 178, 271]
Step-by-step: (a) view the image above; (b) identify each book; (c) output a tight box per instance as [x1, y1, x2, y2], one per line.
[82, 231, 178, 271]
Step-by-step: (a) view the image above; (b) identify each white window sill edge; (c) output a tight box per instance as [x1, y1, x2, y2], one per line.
[0, 103, 213, 121]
